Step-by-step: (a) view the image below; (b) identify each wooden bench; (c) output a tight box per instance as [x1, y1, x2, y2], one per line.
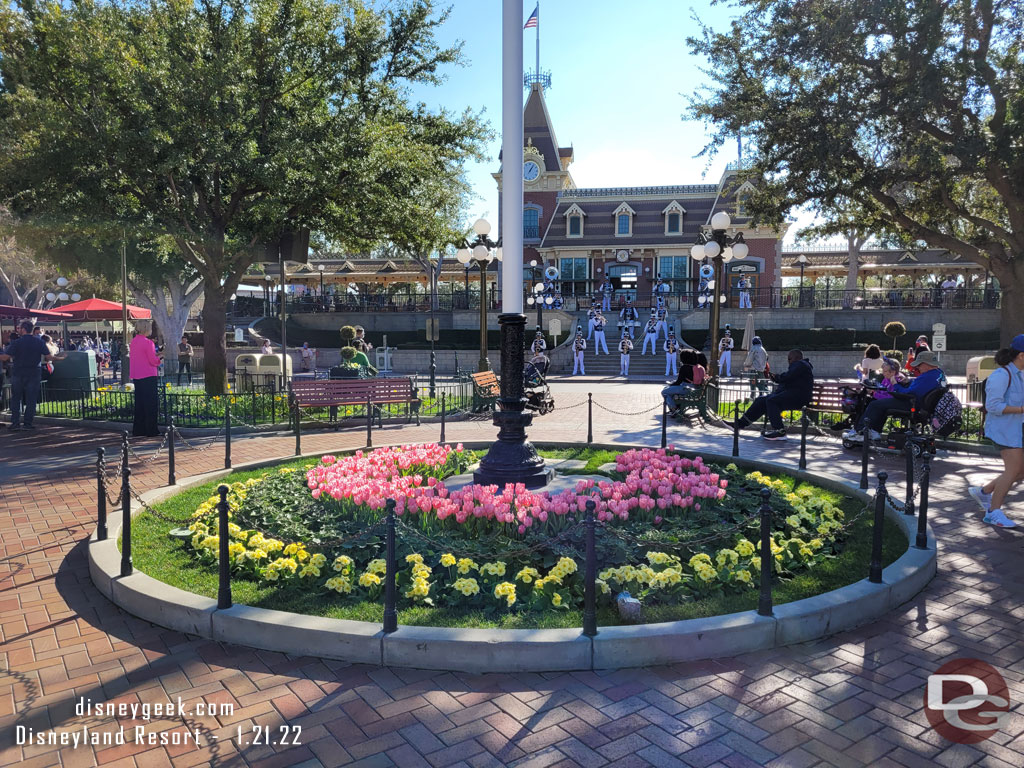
[670, 383, 709, 426]
[470, 371, 500, 413]
[291, 377, 421, 427]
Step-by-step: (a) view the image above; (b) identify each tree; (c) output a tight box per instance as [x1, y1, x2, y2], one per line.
[687, 0, 1024, 344]
[0, 0, 487, 391]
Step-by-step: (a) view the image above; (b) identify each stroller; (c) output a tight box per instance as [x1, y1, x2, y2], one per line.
[524, 355, 555, 415]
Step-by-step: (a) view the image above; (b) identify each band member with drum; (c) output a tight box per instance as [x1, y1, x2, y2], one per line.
[664, 332, 679, 377]
[738, 275, 753, 308]
[655, 304, 669, 339]
[718, 328, 734, 377]
[641, 313, 659, 355]
[531, 328, 547, 356]
[592, 312, 609, 355]
[572, 327, 587, 376]
[619, 330, 634, 377]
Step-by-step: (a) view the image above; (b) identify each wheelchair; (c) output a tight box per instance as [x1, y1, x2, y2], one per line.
[841, 384, 952, 457]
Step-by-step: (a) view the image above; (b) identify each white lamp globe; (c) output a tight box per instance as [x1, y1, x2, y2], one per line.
[58, 292, 69, 301]
[703, 240, 721, 258]
[545, 296, 554, 305]
[721, 247, 734, 263]
[46, 292, 56, 302]
[534, 283, 544, 292]
[456, 248, 472, 264]
[691, 244, 705, 260]
[720, 294, 727, 303]
[698, 295, 706, 305]
[71, 293, 81, 301]
[711, 211, 731, 230]
[473, 244, 489, 260]
[472, 218, 491, 236]
[56, 276, 69, 287]
[527, 297, 535, 306]
[732, 241, 749, 260]
[530, 259, 538, 267]
[494, 248, 502, 262]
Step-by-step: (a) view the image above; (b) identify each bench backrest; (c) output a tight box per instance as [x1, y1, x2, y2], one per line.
[808, 383, 847, 411]
[471, 371, 499, 390]
[292, 377, 415, 407]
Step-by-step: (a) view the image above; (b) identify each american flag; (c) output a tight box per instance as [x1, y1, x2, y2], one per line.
[524, 5, 538, 29]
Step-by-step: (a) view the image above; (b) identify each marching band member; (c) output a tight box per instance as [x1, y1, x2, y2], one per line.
[738, 275, 753, 308]
[600, 278, 613, 312]
[718, 329, 734, 377]
[619, 330, 633, 377]
[655, 303, 669, 339]
[572, 326, 587, 376]
[619, 299, 639, 335]
[652, 274, 665, 297]
[593, 312, 609, 355]
[664, 332, 679, 377]
[641, 312, 659, 355]
[531, 328, 547, 356]
[586, 305, 598, 340]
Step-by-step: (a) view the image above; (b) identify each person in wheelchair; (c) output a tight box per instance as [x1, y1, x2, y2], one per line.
[845, 351, 944, 442]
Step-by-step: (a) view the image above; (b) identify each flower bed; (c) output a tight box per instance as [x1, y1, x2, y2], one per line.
[175, 444, 864, 617]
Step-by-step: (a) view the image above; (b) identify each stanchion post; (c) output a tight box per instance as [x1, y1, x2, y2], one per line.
[904, 430, 916, 516]
[799, 412, 808, 470]
[217, 484, 232, 609]
[290, 382, 301, 456]
[869, 472, 888, 584]
[119, 432, 132, 577]
[583, 499, 597, 637]
[859, 426, 870, 489]
[757, 488, 772, 617]
[383, 499, 397, 633]
[732, 398, 741, 458]
[167, 417, 176, 486]
[440, 391, 446, 444]
[96, 447, 107, 541]
[587, 393, 593, 444]
[224, 396, 232, 470]
[916, 440, 932, 549]
[661, 401, 668, 449]
[366, 394, 373, 448]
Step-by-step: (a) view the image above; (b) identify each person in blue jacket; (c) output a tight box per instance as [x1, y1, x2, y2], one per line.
[735, 349, 814, 440]
[846, 350, 945, 442]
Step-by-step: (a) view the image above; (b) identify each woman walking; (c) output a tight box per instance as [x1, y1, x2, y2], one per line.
[130, 321, 163, 438]
[969, 334, 1024, 528]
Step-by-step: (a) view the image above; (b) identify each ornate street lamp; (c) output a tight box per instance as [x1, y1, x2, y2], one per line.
[317, 263, 325, 297]
[456, 218, 502, 373]
[525, 259, 550, 328]
[691, 211, 748, 377]
[795, 253, 809, 307]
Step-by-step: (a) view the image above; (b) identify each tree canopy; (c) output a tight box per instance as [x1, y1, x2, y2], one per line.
[687, 0, 1024, 343]
[0, 0, 488, 389]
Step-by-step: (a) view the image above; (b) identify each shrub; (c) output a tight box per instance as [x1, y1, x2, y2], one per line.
[883, 321, 907, 353]
[339, 325, 356, 343]
[340, 346, 357, 361]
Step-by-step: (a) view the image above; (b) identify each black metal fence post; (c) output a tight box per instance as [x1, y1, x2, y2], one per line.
[587, 393, 593, 444]
[383, 499, 398, 634]
[732, 399, 741, 458]
[904, 431, 916, 516]
[291, 383, 301, 456]
[119, 432, 132, 577]
[869, 472, 888, 584]
[224, 396, 232, 470]
[916, 441, 932, 549]
[96, 447, 107, 541]
[439, 392, 447, 444]
[583, 499, 597, 637]
[661, 401, 668, 449]
[366, 394, 373, 448]
[799, 412, 809, 470]
[217, 484, 232, 609]
[757, 488, 773, 617]
[167, 417, 176, 486]
[860, 428, 870, 489]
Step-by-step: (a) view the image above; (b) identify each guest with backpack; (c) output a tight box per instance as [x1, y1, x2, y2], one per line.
[969, 334, 1024, 528]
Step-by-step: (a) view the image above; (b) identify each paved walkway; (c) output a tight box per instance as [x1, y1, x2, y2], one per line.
[1, 391, 1022, 768]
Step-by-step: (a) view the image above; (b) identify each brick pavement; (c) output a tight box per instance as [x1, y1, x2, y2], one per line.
[1, 397, 1023, 768]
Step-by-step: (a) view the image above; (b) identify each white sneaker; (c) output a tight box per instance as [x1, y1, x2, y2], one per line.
[968, 486, 992, 512]
[983, 509, 1016, 528]
[844, 428, 863, 442]
[866, 429, 882, 441]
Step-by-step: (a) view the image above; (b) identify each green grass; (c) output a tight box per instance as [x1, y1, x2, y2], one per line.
[125, 447, 908, 629]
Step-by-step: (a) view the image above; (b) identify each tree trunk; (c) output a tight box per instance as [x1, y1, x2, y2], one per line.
[202, 284, 229, 394]
[128, 276, 202, 382]
[842, 232, 864, 308]
[991, 256, 1024, 348]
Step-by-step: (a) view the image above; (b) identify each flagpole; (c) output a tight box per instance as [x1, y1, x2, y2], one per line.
[536, 1, 540, 78]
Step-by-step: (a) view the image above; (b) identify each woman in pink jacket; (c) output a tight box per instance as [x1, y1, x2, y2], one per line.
[129, 321, 163, 437]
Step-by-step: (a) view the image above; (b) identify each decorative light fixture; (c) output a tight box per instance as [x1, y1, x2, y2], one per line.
[692, 210, 747, 376]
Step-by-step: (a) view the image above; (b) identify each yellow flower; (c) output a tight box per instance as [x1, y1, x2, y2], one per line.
[735, 570, 752, 584]
[310, 553, 327, 568]
[551, 593, 563, 607]
[735, 539, 755, 558]
[646, 552, 671, 565]
[456, 558, 477, 575]
[715, 549, 739, 569]
[452, 578, 479, 596]
[367, 559, 387, 574]
[359, 572, 382, 587]
[480, 561, 507, 577]
[440, 553, 456, 567]
[300, 564, 321, 578]
[326, 576, 352, 593]
[516, 567, 540, 584]
[596, 579, 610, 595]
[406, 553, 424, 565]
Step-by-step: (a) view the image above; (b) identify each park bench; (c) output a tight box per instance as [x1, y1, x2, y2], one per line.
[291, 377, 420, 427]
[670, 382, 710, 426]
[470, 371, 500, 413]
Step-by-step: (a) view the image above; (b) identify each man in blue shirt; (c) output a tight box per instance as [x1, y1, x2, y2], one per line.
[847, 350, 945, 442]
[0, 320, 64, 431]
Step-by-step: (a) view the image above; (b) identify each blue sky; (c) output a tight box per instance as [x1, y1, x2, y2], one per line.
[408, 1, 812, 245]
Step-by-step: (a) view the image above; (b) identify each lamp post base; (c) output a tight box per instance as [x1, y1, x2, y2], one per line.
[472, 312, 552, 490]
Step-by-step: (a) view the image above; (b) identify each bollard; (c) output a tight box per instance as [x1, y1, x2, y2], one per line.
[120, 432, 133, 577]
[916, 441, 932, 549]
[290, 382, 301, 456]
[224, 396, 232, 470]
[217, 484, 232, 609]
[167, 418, 176, 486]
[903, 430, 916, 516]
[859, 425, 870, 490]
[661, 401, 668, 449]
[869, 472, 888, 584]
[583, 499, 597, 637]
[366, 395, 373, 448]
[732, 399, 741, 458]
[799, 412, 808, 470]
[440, 392, 446, 444]
[96, 447, 108, 541]
[587, 393, 593, 444]
[383, 499, 398, 633]
[757, 488, 773, 617]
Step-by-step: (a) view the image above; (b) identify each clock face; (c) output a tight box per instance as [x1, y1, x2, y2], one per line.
[523, 160, 540, 181]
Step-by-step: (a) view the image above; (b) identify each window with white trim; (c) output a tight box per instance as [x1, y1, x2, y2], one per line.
[568, 215, 582, 237]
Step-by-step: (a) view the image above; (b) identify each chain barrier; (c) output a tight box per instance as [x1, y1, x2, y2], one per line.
[171, 424, 227, 452]
[593, 400, 664, 417]
[229, 412, 281, 433]
[99, 467, 123, 507]
[127, 483, 195, 525]
[126, 428, 172, 465]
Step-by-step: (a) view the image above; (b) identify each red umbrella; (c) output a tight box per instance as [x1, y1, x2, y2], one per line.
[0, 304, 73, 320]
[54, 298, 152, 320]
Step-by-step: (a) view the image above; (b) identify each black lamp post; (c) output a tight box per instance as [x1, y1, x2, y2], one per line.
[691, 211, 748, 377]
[794, 253, 810, 307]
[318, 264, 325, 297]
[457, 219, 502, 373]
[525, 259, 548, 328]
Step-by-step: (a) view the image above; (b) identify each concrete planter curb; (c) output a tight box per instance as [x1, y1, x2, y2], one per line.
[88, 441, 937, 672]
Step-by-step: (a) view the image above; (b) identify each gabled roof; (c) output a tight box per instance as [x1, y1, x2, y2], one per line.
[523, 83, 571, 172]
[612, 202, 637, 217]
[662, 200, 686, 215]
[563, 203, 587, 218]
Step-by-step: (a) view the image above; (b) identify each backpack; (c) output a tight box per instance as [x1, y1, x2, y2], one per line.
[930, 388, 963, 437]
[980, 367, 1010, 415]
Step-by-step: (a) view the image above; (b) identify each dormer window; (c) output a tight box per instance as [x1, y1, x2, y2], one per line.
[734, 182, 757, 218]
[613, 202, 635, 237]
[563, 203, 586, 238]
[662, 200, 686, 235]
